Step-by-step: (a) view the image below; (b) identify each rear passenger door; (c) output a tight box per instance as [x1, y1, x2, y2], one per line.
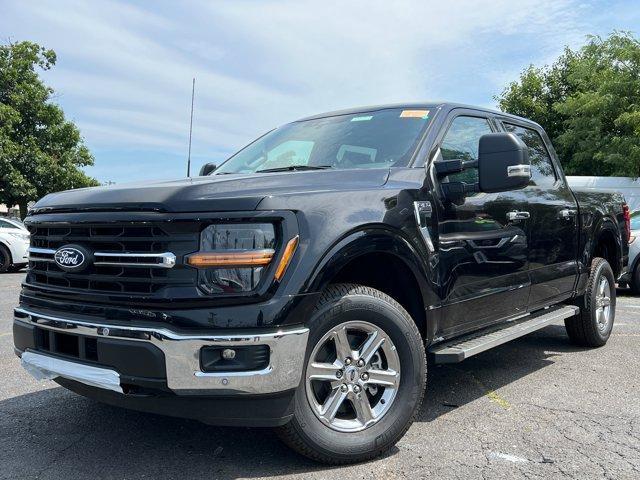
[500, 120, 579, 309]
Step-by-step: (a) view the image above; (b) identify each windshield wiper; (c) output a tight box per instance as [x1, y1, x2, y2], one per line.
[256, 165, 333, 173]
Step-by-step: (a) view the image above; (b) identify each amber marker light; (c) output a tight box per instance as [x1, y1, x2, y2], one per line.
[186, 249, 275, 268]
[274, 235, 299, 281]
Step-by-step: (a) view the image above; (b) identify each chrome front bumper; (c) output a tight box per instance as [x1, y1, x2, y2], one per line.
[14, 307, 309, 395]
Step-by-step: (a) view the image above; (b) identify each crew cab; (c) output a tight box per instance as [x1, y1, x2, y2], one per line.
[13, 103, 629, 464]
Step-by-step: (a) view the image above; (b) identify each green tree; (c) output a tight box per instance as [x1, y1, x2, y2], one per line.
[0, 41, 98, 218]
[495, 32, 640, 177]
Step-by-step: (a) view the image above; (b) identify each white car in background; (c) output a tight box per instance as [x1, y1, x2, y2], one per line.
[620, 213, 640, 293]
[0, 217, 30, 273]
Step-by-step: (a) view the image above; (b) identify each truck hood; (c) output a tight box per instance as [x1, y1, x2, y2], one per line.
[32, 169, 390, 213]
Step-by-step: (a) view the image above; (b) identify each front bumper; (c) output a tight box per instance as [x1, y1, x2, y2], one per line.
[13, 307, 309, 395]
[7, 237, 29, 265]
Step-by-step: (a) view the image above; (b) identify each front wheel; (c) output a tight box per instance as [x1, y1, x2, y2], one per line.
[565, 257, 616, 347]
[0, 245, 11, 273]
[277, 284, 426, 464]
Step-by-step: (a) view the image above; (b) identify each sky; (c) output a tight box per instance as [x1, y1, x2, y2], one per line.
[2, 0, 639, 184]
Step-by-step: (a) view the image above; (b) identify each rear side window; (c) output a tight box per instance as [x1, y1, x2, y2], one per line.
[503, 123, 557, 187]
[440, 116, 493, 184]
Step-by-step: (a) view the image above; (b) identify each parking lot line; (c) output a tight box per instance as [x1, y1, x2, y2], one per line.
[487, 390, 512, 409]
[450, 365, 513, 409]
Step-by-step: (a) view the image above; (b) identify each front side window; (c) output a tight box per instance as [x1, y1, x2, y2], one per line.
[214, 108, 433, 174]
[503, 123, 557, 187]
[440, 116, 493, 183]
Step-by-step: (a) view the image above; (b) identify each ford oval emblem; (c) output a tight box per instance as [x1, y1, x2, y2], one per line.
[54, 246, 87, 270]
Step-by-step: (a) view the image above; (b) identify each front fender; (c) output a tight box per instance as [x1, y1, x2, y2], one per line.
[302, 227, 437, 338]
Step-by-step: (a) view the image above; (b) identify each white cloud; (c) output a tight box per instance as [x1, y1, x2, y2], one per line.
[1, 0, 635, 182]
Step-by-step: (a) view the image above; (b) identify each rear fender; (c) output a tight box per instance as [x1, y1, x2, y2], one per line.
[589, 216, 623, 275]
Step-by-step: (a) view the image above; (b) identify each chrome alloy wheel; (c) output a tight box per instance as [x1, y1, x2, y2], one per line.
[595, 275, 612, 332]
[305, 320, 400, 432]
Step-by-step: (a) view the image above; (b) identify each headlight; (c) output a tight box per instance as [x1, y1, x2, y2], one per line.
[7, 232, 30, 242]
[186, 223, 288, 294]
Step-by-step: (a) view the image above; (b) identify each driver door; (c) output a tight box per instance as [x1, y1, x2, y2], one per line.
[433, 111, 531, 336]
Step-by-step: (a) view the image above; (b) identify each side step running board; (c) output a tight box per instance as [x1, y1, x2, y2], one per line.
[430, 305, 579, 364]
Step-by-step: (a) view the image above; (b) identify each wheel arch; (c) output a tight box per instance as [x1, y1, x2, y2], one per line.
[592, 221, 623, 277]
[305, 228, 435, 342]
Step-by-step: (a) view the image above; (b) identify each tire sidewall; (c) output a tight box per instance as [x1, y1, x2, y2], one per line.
[291, 290, 425, 459]
[588, 260, 616, 342]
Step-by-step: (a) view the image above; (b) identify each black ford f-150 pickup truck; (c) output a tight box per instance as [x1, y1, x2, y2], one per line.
[13, 103, 630, 464]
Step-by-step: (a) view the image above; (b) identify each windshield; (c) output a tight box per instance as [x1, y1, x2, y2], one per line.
[214, 108, 433, 174]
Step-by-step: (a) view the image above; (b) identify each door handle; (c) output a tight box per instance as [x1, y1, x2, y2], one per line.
[559, 209, 577, 220]
[507, 210, 530, 221]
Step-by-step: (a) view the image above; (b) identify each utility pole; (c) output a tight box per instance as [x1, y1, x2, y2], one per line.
[186, 77, 195, 177]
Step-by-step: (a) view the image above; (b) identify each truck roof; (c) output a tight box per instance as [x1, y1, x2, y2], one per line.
[295, 102, 540, 128]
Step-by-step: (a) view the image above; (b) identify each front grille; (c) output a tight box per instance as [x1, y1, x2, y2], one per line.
[30, 224, 171, 252]
[26, 222, 199, 297]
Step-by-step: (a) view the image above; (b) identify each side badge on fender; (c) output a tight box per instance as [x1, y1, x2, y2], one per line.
[413, 201, 435, 254]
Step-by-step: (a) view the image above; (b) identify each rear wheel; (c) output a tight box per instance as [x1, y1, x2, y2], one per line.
[0, 245, 11, 273]
[277, 284, 426, 464]
[565, 257, 615, 347]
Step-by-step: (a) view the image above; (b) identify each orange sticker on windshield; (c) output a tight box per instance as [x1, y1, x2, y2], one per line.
[400, 109, 429, 119]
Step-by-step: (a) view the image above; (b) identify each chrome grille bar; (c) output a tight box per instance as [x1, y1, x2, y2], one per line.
[28, 247, 176, 269]
[94, 252, 176, 268]
[28, 247, 56, 262]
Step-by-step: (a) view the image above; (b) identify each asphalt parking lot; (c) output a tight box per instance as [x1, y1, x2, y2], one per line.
[1, 272, 639, 479]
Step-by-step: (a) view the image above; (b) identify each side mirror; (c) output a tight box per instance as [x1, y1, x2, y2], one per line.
[478, 133, 530, 193]
[199, 162, 217, 176]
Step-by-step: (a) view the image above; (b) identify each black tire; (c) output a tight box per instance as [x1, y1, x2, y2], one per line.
[0, 244, 11, 273]
[631, 263, 640, 295]
[565, 257, 616, 347]
[277, 283, 426, 464]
